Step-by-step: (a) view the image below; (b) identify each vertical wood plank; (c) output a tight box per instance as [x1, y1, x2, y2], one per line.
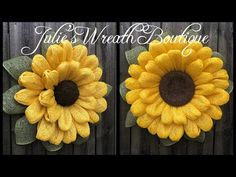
[214, 22, 233, 155]
[119, 22, 131, 155]
[73, 22, 96, 155]
[3, 22, 11, 155]
[95, 22, 117, 154]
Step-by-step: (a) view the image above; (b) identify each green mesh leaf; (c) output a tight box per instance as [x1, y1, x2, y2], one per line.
[125, 46, 147, 65]
[119, 81, 127, 101]
[74, 135, 89, 145]
[184, 131, 205, 143]
[212, 51, 226, 64]
[42, 141, 63, 152]
[3, 85, 26, 114]
[125, 111, 136, 128]
[15, 116, 36, 145]
[160, 138, 178, 146]
[226, 80, 233, 94]
[106, 84, 112, 97]
[3, 56, 32, 80]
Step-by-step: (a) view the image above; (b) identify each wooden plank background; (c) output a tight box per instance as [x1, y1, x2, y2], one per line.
[2, 22, 233, 155]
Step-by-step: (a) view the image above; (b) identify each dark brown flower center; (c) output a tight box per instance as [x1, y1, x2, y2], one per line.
[54, 80, 79, 106]
[159, 71, 195, 106]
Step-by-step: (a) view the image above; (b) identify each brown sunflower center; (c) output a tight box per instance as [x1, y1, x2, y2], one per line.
[159, 71, 195, 106]
[54, 80, 79, 106]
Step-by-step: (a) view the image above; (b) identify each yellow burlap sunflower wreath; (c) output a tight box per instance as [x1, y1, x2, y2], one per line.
[3, 39, 111, 151]
[120, 35, 233, 145]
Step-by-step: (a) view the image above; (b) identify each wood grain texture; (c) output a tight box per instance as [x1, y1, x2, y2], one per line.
[2, 22, 233, 155]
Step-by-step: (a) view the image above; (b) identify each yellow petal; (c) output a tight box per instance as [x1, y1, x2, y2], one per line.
[195, 84, 215, 95]
[146, 99, 165, 117]
[136, 114, 155, 128]
[49, 126, 64, 145]
[92, 82, 108, 98]
[206, 88, 229, 105]
[172, 107, 187, 125]
[137, 51, 153, 67]
[195, 113, 213, 132]
[74, 122, 90, 138]
[145, 60, 165, 77]
[205, 105, 222, 120]
[65, 60, 81, 82]
[73, 44, 87, 62]
[70, 104, 90, 124]
[181, 103, 201, 120]
[162, 35, 172, 51]
[197, 47, 212, 60]
[139, 88, 158, 104]
[18, 71, 44, 90]
[56, 62, 70, 81]
[168, 50, 183, 71]
[60, 40, 73, 61]
[161, 104, 173, 124]
[87, 110, 100, 124]
[79, 82, 97, 97]
[47, 103, 63, 122]
[93, 67, 103, 81]
[32, 54, 51, 77]
[80, 55, 99, 70]
[212, 69, 229, 80]
[191, 95, 210, 112]
[194, 72, 213, 85]
[63, 123, 77, 144]
[148, 118, 159, 135]
[14, 89, 41, 106]
[125, 77, 141, 90]
[156, 119, 172, 139]
[212, 79, 229, 89]
[185, 59, 203, 79]
[126, 89, 141, 104]
[148, 40, 167, 58]
[128, 64, 145, 78]
[203, 57, 223, 73]
[36, 118, 56, 141]
[94, 98, 107, 113]
[169, 124, 184, 141]
[155, 53, 174, 72]
[172, 35, 188, 50]
[38, 89, 56, 107]
[184, 119, 200, 138]
[182, 48, 197, 68]
[46, 44, 65, 69]
[25, 99, 46, 124]
[130, 99, 147, 117]
[138, 72, 160, 88]
[42, 70, 59, 89]
[77, 96, 97, 110]
[188, 41, 203, 52]
[58, 108, 72, 131]
[76, 68, 95, 86]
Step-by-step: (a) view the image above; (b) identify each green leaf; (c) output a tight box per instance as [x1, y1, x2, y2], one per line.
[3, 56, 32, 80]
[119, 81, 127, 101]
[3, 85, 26, 114]
[41, 32, 56, 57]
[184, 131, 206, 143]
[226, 80, 233, 94]
[212, 51, 226, 64]
[125, 46, 146, 65]
[74, 136, 89, 145]
[15, 116, 36, 145]
[160, 138, 178, 146]
[42, 141, 63, 152]
[125, 111, 136, 128]
[106, 84, 112, 97]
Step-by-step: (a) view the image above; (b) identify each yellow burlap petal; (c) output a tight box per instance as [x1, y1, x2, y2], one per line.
[188, 41, 203, 52]
[70, 103, 90, 124]
[155, 53, 174, 73]
[156, 118, 172, 139]
[126, 89, 141, 104]
[125, 77, 141, 90]
[196, 47, 212, 60]
[148, 118, 159, 135]
[32, 54, 51, 77]
[139, 88, 158, 104]
[79, 82, 97, 97]
[137, 51, 153, 67]
[76, 68, 95, 86]
[168, 50, 183, 71]
[206, 88, 229, 106]
[87, 110, 100, 124]
[77, 96, 97, 110]
[203, 57, 223, 73]
[172, 107, 187, 125]
[145, 60, 165, 77]
[36, 117, 56, 141]
[190, 95, 210, 112]
[94, 98, 107, 113]
[194, 72, 213, 85]
[136, 114, 156, 128]
[128, 64, 145, 79]
[148, 40, 167, 58]
[63, 123, 77, 144]
[130, 99, 147, 117]
[80, 55, 99, 70]
[204, 105, 222, 120]
[42, 70, 59, 89]
[184, 119, 200, 138]
[212, 69, 229, 80]
[47, 103, 63, 122]
[92, 82, 108, 98]
[138, 72, 160, 88]
[38, 89, 56, 107]
[146, 99, 165, 117]
[46, 44, 65, 69]
[74, 122, 90, 138]
[169, 124, 184, 142]
[49, 125, 64, 145]
[181, 103, 201, 120]
[58, 108, 72, 131]
[60, 40, 73, 61]
[195, 84, 215, 96]
[195, 113, 213, 132]
[73, 44, 87, 62]
[93, 67, 103, 81]
[14, 89, 41, 106]
[185, 59, 203, 79]
[212, 79, 229, 89]
[18, 71, 44, 90]
[161, 104, 173, 124]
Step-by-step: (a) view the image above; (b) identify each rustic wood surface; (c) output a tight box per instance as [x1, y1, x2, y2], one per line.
[2, 22, 233, 155]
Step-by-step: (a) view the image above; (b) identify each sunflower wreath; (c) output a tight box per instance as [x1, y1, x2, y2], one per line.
[120, 31, 233, 146]
[3, 36, 112, 152]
